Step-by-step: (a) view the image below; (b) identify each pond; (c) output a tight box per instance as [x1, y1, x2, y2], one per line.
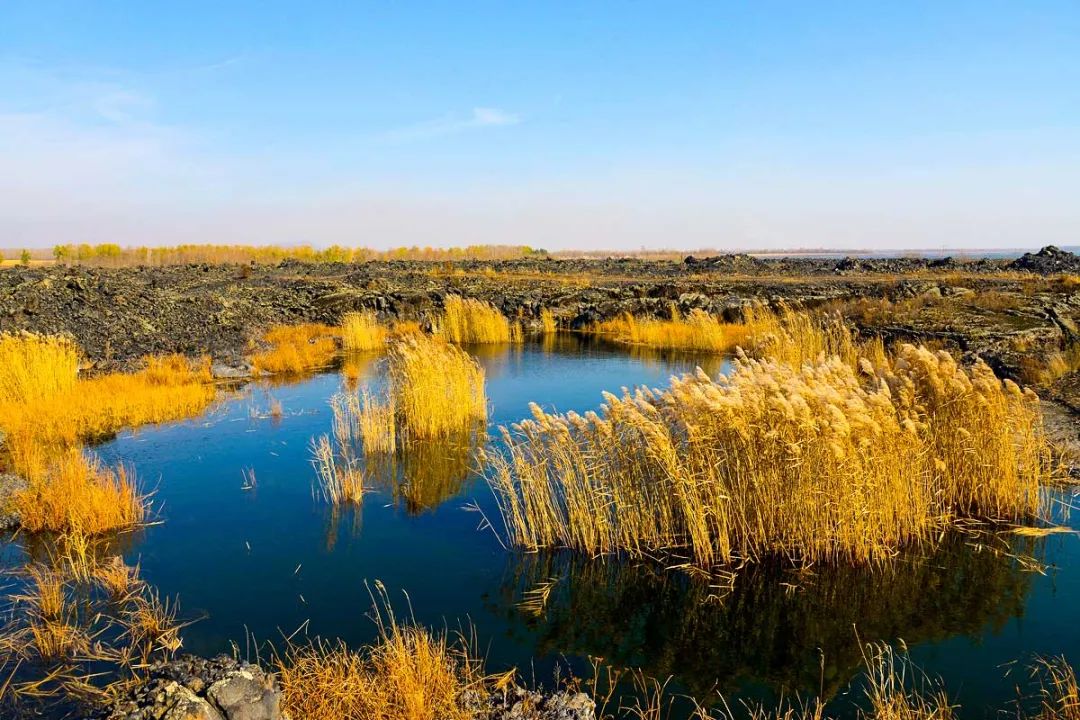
[5, 335, 1079, 717]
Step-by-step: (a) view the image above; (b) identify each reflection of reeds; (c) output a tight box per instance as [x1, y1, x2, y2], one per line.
[501, 535, 1034, 699]
[488, 345, 1051, 570]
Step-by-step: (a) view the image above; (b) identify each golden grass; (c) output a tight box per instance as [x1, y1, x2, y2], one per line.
[588, 303, 882, 369]
[311, 434, 365, 505]
[1022, 344, 1080, 386]
[0, 543, 184, 705]
[1034, 657, 1080, 720]
[592, 307, 752, 353]
[12, 451, 148, 535]
[540, 309, 558, 334]
[342, 311, 388, 351]
[276, 587, 485, 720]
[250, 323, 339, 375]
[0, 333, 78, 404]
[334, 388, 397, 455]
[389, 335, 487, 440]
[0, 345, 216, 480]
[442, 296, 521, 344]
[488, 344, 1050, 569]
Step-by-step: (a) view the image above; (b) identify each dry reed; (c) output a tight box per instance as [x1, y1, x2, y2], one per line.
[275, 585, 485, 720]
[488, 344, 1050, 569]
[310, 434, 365, 505]
[592, 307, 752, 353]
[342, 311, 388, 351]
[388, 335, 487, 440]
[250, 323, 338, 375]
[12, 451, 148, 535]
[442, 296, 521, 344]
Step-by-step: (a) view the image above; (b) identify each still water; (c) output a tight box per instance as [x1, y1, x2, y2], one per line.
[10, 336, 1080, 716]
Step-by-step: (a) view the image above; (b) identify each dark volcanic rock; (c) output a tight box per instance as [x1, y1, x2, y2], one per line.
[1011, 245, 1080, 274]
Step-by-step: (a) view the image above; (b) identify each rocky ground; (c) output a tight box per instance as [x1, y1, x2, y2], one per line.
[97, 654, 595, 720]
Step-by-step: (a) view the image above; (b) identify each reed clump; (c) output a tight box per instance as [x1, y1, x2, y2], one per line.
[342, 311, 389, 351]
[250, 323, 339, 375]
[12, 451, 148, 534]
[275, 588, 485, 720]
[388, 335, 487, 440]
[488, 344, 1050, 570]
[442, 296, 522, 344]
[540, 308, 558, 335]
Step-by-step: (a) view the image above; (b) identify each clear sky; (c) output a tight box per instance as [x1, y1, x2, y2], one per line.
[1, 1, 1078, 251]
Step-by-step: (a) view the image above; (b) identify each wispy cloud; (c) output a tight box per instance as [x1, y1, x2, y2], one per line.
[379, 106, 521, 143]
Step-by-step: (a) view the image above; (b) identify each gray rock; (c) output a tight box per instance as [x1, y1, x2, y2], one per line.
[206, 669, 281, 720]
[211, 363, 252, 380]
[162, 685, 225, 720]
[0, 473, 28, 531]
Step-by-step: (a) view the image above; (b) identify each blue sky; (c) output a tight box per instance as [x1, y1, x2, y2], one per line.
[1, 2, 1078, 251]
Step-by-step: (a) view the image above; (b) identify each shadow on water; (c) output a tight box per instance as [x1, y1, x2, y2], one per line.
[493, 534, 1042, 704]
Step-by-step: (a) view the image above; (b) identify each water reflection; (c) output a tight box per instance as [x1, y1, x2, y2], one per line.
[365, 431, 485, 515]
[495, 536, 1039, 700]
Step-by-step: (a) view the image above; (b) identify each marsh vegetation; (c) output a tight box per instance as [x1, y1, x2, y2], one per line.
[0, 291, 1077, 719]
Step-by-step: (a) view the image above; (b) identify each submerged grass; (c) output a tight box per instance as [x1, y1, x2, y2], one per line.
[488, 344, 1051, 569]
[442, 296, 522, 344]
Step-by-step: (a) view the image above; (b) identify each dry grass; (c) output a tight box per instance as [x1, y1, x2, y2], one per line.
[1021, 344, 1080, 387]
[442, 296, 522, 344]
[332, 388, 397, 455]
[250, 323, 339, 375]
[0, 345, 216, 480]
[388, 335, 487, 440]
[0, 543, 183, 707]
[1034, 657, 1080, 720]
[276, 586, 485, 720]
[311, 434, 365, 505]
[342, 311, 389, 351]
[588, 304, 882, 369]
[592, 307, 753, 353]
[0, 333, 78, 404]
[541, 309, 558, 334]
[488, 344, 1050, 569]
[12, 451, 148, 535]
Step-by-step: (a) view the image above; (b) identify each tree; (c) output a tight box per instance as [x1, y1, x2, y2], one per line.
[53, 244, 73, 263]
[20, 249, 31, 266]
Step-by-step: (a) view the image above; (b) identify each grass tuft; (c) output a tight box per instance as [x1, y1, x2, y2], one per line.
[442, 296, 521, 344]
[250, 323, 339, 375]
[342, 311, 388, 351]
[388, 335, 487, 440]
[12, 451, 148, 535]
